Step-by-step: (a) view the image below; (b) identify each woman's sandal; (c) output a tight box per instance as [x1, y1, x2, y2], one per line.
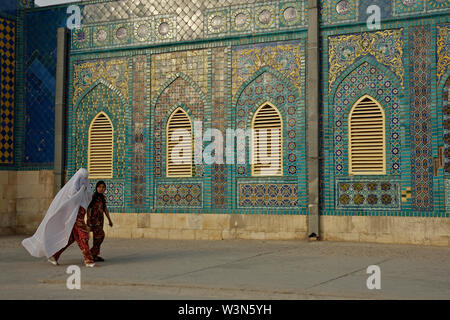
[85, 262, 97, 267]
[47, 257, 59, 266]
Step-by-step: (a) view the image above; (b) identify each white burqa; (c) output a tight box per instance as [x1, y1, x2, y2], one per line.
[22, 168, 92, 258]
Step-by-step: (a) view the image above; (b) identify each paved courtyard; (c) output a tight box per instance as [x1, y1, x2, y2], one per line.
[0, 235, 449, 300]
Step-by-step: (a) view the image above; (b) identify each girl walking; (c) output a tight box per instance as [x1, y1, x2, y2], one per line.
[87, 181, 113, 262]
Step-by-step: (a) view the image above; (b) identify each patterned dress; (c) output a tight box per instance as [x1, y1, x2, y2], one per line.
[53, 206, 94, 264]
[89, 197, 106, 258]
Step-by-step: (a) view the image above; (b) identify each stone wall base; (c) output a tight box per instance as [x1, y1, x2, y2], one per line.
[320, 215, 450, 246]
[4, 169, 448, 247]
[103, 213, 450, 246]
[105, 213, 308, 241]
[0, 171, 16, 236]
[0, 170, 55, 235]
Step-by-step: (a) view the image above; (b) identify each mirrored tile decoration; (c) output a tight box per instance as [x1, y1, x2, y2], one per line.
[73, 1, 307, 51]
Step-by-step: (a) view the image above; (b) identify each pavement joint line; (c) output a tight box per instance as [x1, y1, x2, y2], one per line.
[303, 258, 392, 291]
[157, 245, 297, 281]
[37, 278, 381, 300]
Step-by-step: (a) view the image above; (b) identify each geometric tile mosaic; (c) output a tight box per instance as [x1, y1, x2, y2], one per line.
[131, 55, 147, 207]
[444, 77, 450, 174]
[89, 180, 124, 207]
[446, 179, 450, 212]
[333, 61, 401, 176]
[152, 75, 205, 178]
[211, 47, 228, 209]
[235, 71, 299, 178]
[73, 82, 127, 179]
[18, 0, 448, 219]
[238, 183, 298, 208]
[0, 17, 15, 164]
[336, 179, 401, 210]
[409, 25, 433, 211]
[231, 40, 308, 209]
[151, 50, 208, 179]
[155, 183, 202, 208]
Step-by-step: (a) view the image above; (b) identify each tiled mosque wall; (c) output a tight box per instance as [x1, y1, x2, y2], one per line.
[68, 37, 309, 215]
[5, 0, 449, 172]
[321, 17, 450, 218]
[318, 1, 450, 245]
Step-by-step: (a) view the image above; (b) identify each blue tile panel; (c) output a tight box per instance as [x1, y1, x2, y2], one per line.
[22, 8, 67, 165]
[0, 1, 16, 16]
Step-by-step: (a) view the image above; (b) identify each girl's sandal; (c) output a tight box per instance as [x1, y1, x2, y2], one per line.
[47, 257, 59, 266]
[85, 262, 97, 267]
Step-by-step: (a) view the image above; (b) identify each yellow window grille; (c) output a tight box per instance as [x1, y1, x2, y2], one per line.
[166, 108, 193, 177]
[348, 95, 386, 175]
[88, 112, 114, 179]
[251, 102, 283, 176]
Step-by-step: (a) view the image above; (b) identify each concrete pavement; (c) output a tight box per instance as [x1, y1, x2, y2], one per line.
[0, 235, 449, 299]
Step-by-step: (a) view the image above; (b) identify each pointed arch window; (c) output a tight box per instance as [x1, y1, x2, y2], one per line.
[166, 107, 193, 177]
[348, 95, 386, 175]
[251, 102, 283, 176]
[88, 112, 114, 179]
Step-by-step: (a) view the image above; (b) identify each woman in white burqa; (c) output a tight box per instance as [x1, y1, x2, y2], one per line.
[22, 168, 96, 267]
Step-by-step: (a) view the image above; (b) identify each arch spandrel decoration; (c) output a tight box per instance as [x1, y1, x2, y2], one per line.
[328, 29, 404, 94]
[333, 60, 401, 176]
[73, 81, 127, 179]
[153, 73, 206, 178]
